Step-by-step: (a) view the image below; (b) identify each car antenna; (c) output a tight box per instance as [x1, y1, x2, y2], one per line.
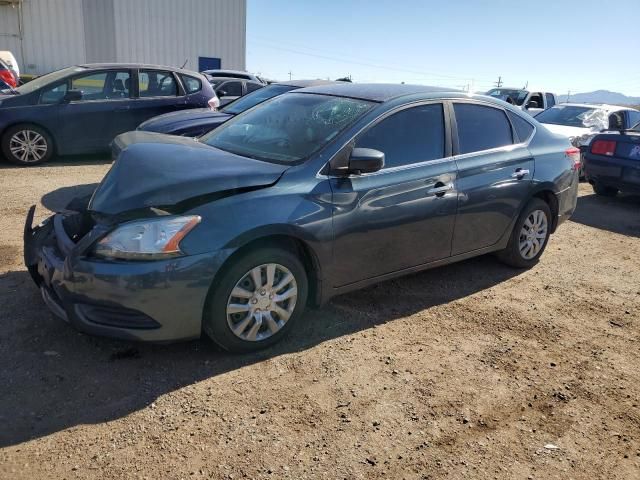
[180, 59, 188, 69]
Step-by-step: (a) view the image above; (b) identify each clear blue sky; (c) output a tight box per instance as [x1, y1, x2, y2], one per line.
[247, 0, 640, 96]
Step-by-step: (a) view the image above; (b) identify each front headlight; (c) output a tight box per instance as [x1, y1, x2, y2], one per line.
[94, 215, 201, 260]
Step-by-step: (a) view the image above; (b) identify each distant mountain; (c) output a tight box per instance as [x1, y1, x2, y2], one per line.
[565, 90, 640, 106]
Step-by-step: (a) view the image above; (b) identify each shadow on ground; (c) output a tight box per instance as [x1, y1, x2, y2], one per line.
[0, 254, 521, 447]
[0, 154, 111, 170]
[40, 183, 99, 212]
[570, 191, 640, 238]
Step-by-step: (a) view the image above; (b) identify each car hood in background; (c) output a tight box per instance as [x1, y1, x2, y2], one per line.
[90, 131, 288, 216]
[137, 108, 233, 134]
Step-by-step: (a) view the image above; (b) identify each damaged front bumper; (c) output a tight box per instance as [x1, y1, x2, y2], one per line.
[23, 206, 229, 342]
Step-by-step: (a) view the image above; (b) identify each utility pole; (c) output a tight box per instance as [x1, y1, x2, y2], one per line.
[566, 89, 571, 102]
[288, 71, 293, 81]
[495, 76, 503, 88]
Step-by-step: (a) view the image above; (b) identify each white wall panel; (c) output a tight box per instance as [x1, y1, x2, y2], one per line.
[112, 0, 246, 71]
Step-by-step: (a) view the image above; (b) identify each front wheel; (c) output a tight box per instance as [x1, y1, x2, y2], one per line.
[1, 124, 54, 165]
[497, 198, 552, 268]
[203, 247, 308, 353]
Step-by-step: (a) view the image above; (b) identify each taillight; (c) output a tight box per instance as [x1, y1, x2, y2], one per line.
[565, 146, 581, 170]
[591, 140, 616, 156]
[0, 70, 16, 87]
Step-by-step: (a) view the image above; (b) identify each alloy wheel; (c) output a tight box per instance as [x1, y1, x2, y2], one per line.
[226, 263, 298, 342]
[518, 209, 548, 260]
[9, 129, 48, 163]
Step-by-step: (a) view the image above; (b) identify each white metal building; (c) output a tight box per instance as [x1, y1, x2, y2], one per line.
[0, 0, 246, 75]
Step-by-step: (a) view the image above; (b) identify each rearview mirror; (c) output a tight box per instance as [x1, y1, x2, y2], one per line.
[526, 100, 539, 109]
[63, 89, 82, 102]
[348, 148, 385, 174]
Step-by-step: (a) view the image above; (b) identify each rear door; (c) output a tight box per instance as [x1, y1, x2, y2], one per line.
[450, 102, 534, 255]
[330, 102, 458, 286]
[56, 69, 133, 153]
[127, 69, 188, 128]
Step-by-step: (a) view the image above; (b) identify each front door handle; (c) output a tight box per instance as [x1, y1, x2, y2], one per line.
[427, 182, 454, 196]
[511, 168, 530, 179]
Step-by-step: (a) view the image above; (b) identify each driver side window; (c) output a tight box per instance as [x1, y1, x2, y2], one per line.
[40, 82, 68, 104]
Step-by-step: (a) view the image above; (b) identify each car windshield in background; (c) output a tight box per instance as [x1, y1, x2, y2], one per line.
[535, 105, 598, 127]
[485, 88, 528, 106]
[202, 93, 373, 164]
[222, 84, 294, 115]
[6, 66, 86, 95]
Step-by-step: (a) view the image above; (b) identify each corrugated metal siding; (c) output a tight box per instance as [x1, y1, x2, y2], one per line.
[112, 0, 246, 70]
[20, 0, 87, 74]
[1, 0, 245, 75]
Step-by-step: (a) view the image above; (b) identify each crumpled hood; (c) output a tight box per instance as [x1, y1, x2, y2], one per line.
[138, 108, 233, 134]
[90, 131, 288, 215]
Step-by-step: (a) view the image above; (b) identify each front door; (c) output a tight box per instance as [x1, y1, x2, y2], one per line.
[450, 102, 534, 255]
[330, 103, 458, 287]
[57, 69, 133, 153]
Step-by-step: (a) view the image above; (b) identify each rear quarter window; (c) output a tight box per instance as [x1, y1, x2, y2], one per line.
[507, 111, 535, 143]
[181, 75, 202, 94]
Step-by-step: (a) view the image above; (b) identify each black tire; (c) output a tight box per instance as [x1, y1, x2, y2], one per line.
[497, 198, 552, 268]
[1, 123, 54, 166]
[203, 247, 308, 353]
[592, 183, 618, 197]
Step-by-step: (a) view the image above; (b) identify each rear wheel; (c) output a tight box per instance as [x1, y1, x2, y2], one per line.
[203, 247, 308, 353]
[592, 183, 618, 197]
[497, 198, 551, 268]
[1, 124, 54, 165]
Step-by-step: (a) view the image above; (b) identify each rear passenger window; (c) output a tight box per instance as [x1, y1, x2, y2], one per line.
[454, 104, 513, 154]
[139, 70, 177, 97]
[180, 75, 201, 94]
[507, 111, 535, 143]
[356, 104, 445, 169]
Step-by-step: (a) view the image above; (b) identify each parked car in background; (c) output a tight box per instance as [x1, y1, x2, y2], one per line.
[535, 103, 640, 177]
[485, 88, 557, 116]
[0, 51, 19, 79]
[208, 77, 264, 107]
[0, 63, 214, 165]
[25, 84, 579, 351]
[201, 69, 266, 84]
[138, 79, 335, 137]
[583, 115, 640, 196]
[0, 59, 17, 88]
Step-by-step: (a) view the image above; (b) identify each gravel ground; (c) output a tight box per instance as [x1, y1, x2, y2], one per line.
[0, 158, 639, 479]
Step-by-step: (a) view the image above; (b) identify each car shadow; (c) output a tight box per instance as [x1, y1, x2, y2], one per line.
[570, 191, 640, 238]
[0, 255, 522, 447]
[0, 154, 111, 169]
[40, 183, 99, 212]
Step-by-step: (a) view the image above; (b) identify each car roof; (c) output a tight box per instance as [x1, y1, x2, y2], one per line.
[202, 69, 254, 75]
[78, 63, 200, 74]
[294, 83, 462, 102]
[556, 102, 634, 111]
[273, 79, 337, 88]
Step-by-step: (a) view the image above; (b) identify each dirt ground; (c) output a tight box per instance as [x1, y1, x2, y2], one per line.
[0, 158, 639, 480]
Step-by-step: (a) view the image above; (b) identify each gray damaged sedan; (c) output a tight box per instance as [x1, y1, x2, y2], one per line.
[24, 84, 580, 352]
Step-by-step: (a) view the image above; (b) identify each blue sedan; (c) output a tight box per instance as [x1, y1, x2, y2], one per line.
[25, 84, 579, 351]
[0, 63, 214, 165]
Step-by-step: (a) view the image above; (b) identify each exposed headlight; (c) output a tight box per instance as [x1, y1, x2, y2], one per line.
[94, 215, 201, 260]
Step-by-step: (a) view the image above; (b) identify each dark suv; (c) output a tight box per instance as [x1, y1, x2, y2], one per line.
[25, 84, 579, 352]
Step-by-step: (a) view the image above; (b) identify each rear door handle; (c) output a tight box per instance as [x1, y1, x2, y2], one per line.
[511, 168, 530, 178]
[427, 183, 454, 196]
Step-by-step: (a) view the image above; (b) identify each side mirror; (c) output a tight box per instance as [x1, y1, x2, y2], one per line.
[526, 100, 539, 109]
[608, 111, 626, 131]
[216, 89, 227, 98]
[347, 148, 385, 174]
[63, 89, 82, 102]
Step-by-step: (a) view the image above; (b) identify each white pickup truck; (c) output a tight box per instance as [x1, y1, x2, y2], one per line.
[485, 88, 558, 116]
